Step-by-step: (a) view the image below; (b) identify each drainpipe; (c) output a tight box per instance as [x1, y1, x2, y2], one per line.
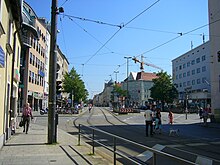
[9, 29, 20, 134]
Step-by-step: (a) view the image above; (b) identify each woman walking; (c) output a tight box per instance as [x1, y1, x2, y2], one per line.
[22, 103, 33, 134]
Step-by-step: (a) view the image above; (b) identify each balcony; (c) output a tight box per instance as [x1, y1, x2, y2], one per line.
[22, 7, 39, 38]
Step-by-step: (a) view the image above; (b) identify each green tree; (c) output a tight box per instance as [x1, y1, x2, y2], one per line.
[111, 84, 127, 101]
[150, 71, 178, 110]
[62, 67, 88, 103]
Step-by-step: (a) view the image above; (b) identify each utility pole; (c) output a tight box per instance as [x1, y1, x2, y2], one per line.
[124, 57, 132, 107]
[48, 0, 58, 144]
[114, 71, 119, 83]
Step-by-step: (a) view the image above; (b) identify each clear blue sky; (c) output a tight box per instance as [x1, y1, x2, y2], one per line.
[25, 0, 209, 99]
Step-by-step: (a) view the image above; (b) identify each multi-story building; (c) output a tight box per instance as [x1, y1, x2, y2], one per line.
[56, 45, 69, 107]
[20, 2, 47, 111]
[38, 18, 50, 110]
[172, 41, 211, 108]
[0, 0, 22, 147]
[208, 0, 220, 119]
[122, 72, 157, 107]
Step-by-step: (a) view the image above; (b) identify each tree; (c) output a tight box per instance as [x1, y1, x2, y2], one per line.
[62, 67, 88, 103]
[150, 71, 178, 110]
[111, 84, 127, 101]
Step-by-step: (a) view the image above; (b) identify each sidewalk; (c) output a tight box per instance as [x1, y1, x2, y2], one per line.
[0, 119, 115, 165]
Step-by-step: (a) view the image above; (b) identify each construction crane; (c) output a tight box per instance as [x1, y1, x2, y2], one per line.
[132, 55, 163, 71]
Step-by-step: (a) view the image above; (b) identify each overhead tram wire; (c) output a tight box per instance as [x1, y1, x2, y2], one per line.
[59, 17, 69, 59]
[134, 17, 220, 59]
[64, 14, 122, 28]
[60, 0, 70, 7]
[66, 17, 115, 54]
[83, 0, 160, 65]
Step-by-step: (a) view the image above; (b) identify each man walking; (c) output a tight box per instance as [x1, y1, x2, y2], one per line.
[22, 103, 33, 134]
[144, 105, 153, 137]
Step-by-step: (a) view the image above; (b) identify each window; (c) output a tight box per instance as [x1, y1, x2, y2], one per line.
[197, 68, 201, 73]
[35, 74, 37, 84]
[197, 78, 201, 84]
[179, 65, 182, 70]
[183, 73, 186, 77]
[187, 71, 190, 76]
[35, 57, 38, 67]
[32, 72, 34, 83]
[192, 80, 195, 85]
[196, 58, 200, 63]
[187, 81, 191, 86]
[192, 69, 195, 75]
[202, 66, 206, 72]
[33, 55, 35, 66]
[187, 62, 190, 67]
[176, 75, 178, 80]
[29, 71, 31, 82]
[202, 55, 206, 61]
[179, 83, 182, 87]
[179, 74, 182, 79]
[183, 82, 186, 87]
[183, 63, 186, 69]
[191, 60, 195, 65]
[29, 52, 32, 64]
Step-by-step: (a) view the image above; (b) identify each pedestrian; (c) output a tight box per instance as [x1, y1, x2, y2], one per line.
[155, 108, 162, 134]
[144, 105, 153, 137]
[199, 107, 203, 119]
[168, 110, 173, 125]
[89, 103, 92, 113]
[202, 107, 208, 126]
[22, 103, 33, 134]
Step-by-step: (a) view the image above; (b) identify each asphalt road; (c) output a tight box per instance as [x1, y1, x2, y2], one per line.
[34, 107, 220, 165]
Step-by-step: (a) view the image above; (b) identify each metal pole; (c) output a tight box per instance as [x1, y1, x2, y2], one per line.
[124, 57, 131, 107]
[48, 0, 58, 144]
[92, 129, 95, 154]
[114, 71, 119, 83]
[78, 124, 81, 145]
[113, 137, 116, 165]
[185, 94, 188, 120]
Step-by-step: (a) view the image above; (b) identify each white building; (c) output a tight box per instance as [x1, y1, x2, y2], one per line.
[122, 71, 157, 107]
[172, 41, 211, 107]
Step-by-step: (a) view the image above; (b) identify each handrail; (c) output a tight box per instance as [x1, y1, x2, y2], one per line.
[78, 124, 197, 165]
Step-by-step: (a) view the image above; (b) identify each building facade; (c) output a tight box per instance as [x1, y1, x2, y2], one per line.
[172, 41, 211, 108]
[56, 45, 69, 107]
[0, 0, 22, 147]
[20, 2, 47, 111]
[208, 0, 220, 117]
[122, 72, 157, 107]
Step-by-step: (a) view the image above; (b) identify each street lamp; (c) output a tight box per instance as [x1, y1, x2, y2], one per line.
[124, 56, 132, 107]
[114, 71, 119, 83]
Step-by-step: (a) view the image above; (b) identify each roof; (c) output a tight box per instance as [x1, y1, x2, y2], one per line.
[136, 72, 157, 81]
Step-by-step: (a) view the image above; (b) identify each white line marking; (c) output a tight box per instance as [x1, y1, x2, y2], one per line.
[136, 144, 165, 162]
[196, 156, 213, 165]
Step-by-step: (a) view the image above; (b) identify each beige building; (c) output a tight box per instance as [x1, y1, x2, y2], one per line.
[0, 0, 22, 147]
[56, 46, 69, 107]
[208, 0, 220, 121]
[20, 2, 47, 111]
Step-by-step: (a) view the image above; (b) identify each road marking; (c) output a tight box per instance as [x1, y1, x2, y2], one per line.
[196, 156, 213, 165]
[186, 143, 207, 147]
[166, 144, 184, 148]
[136, 144, 165, 162]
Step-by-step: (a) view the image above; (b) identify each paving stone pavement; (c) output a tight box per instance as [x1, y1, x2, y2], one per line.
[0, 121, 117, 165]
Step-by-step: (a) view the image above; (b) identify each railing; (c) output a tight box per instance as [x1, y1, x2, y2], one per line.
[78, 124, 197, 165]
